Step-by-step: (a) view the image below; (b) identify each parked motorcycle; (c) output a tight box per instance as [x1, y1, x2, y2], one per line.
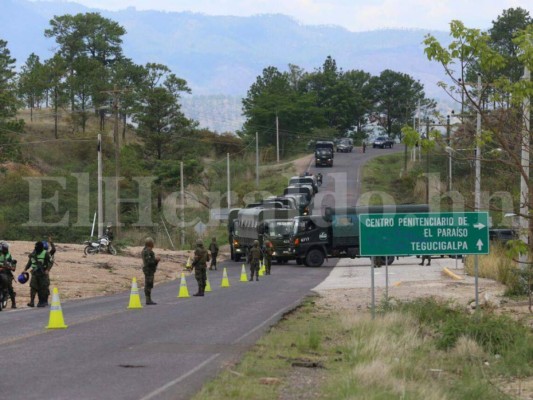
[83, 236, 117, 256]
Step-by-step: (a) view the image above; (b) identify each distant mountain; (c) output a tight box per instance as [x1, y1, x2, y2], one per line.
[1, 0, 452, 132]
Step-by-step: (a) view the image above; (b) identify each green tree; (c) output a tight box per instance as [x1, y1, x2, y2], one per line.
[42, 54, 68, 138]
[133, 63, 193, 210]
[18, 53, 47, 122]
[45, 13, 126, 111]
[424, 21, 533, 254]
[0, 39, 22, 161]
[489, 7, 532, 82]
[242, 66, 324, 156]
[368, 69, 434, 139]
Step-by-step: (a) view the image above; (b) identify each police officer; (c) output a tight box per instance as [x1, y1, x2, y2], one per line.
[24, 241, 53, 307]
[208, 237, 219, 271]
[192, 239, 209, 296]
[263, 240, 273, 275]
[142, 237, 160, 305]
[248, 240, 262, 281]
[0, 242, 17, 308]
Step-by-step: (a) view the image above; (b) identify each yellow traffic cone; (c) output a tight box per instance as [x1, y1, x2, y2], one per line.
[127, 277, 143, 309]
[45, 287, 68, 329]
[221, 267, 230, 288]
[205, 272, 212, 292]
[239, 264, 248, 282]
[177, 272, 190, 298]
[185, 256, 192, 271]
[259, 261, 265, 276]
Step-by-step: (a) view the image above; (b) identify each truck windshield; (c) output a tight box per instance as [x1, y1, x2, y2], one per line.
[294, 219, 315, 234]
[267, 220, 293, 237]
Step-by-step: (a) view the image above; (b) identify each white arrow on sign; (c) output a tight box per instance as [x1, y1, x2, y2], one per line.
[473, 222, 485, 230]
[476, 239, 484, 250]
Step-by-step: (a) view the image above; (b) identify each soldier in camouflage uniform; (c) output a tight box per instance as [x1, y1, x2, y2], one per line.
[192, 239, 209, 296]
[208, 237, 219, 271]
[263, 240, 273, 275]
[24, 241, 53, 307]
[0, 242, 17, 308]
[248, 240, 262, 281]
[142, 237, 160, 305]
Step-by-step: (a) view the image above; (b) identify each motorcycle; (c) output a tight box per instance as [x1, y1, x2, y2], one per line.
[83, 235, 117, 256]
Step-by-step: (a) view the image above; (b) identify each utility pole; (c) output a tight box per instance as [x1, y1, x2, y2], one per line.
[101, 85, 129, 237]
[180, 161, 185, 247]
[276, 114, 280, 163]
[97, 134, 103, 238]
[446, 115, 451, 192]
[520, 66, 530, 268]
[474, 73, 482, 310]
[255, 132, 259, 188]
[227, 153, 231, 208]
[425, 117, 430, 204]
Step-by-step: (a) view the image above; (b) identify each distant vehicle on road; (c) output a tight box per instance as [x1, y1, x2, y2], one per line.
[337, 138, 353, 152]
[315, 148, 333, 167]
[372, 136, 394, 149]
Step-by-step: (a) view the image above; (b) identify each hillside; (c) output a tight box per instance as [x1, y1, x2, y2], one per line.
[2, 0, 452, 132]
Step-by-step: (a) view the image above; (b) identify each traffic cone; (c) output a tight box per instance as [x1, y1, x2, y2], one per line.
[221, 267, 230, 288]
[127, 277, 143, 309]
[259, 261, 265, 276]
[205, 272, 212, 292]
[239, 264, 248, 282]
[177, 272, 190, 298]
[45, 287, 68, 329]
[185, 256, 192, 270]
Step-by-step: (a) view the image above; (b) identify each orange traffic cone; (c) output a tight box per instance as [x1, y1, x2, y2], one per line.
[221, 267, 230, 288]
[127, 277, 143, 309]
[45, 288, 68, 329]
[177, 272, 190, 298]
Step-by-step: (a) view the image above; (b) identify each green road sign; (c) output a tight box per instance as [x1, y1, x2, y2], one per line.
[359, 212, 490, 256]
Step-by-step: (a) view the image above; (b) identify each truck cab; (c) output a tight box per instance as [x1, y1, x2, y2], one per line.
[290, 204, 430, 267]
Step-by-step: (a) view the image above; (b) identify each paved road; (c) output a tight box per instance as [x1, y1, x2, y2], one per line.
[308, 145, 402, 211]
[0, 263, 333, 400]
[0, 145, 403, 400]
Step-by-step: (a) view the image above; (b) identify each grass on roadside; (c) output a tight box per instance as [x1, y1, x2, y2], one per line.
[194, 297, 532, 400]
[464, 243, 525, 295]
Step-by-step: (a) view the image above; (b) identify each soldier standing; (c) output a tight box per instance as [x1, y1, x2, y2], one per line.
[0, 242, 17, 308]
[24, 241, 53, 307]
[263, 240, 273, 275]
[142, 237, 160, 305]
[208, 237, 219, 271]
[192, 239, 209, 296]
[419, 255, 431, 266]
[248, 240, 262, 281]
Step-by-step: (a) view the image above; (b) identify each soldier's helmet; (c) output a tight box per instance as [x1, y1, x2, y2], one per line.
[145, 237, 154, 246]
[196, 239, 204, 246]
[253, 240, 259, 246]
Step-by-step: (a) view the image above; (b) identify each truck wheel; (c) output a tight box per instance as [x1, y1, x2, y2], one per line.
[235, 254, 241, 262]
[305, 249, 324, 268]
[375, 256, 395, 265]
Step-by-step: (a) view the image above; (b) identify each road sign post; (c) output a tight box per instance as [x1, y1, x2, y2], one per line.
[359, 212, 490, 256]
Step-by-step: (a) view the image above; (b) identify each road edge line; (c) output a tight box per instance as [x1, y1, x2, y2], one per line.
[442, 267, 464, 280]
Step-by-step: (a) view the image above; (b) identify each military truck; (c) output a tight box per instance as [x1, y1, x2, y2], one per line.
[228, 208, 244, 261]
[235, 207, 299, 263]
[290, 204, 430, 267]
[288, 175, 318, 194]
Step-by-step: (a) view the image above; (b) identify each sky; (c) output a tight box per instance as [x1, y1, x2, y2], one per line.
[36, 0, 533, 31]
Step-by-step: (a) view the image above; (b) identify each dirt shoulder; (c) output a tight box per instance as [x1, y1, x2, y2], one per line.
[5, 241, 213, 308]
